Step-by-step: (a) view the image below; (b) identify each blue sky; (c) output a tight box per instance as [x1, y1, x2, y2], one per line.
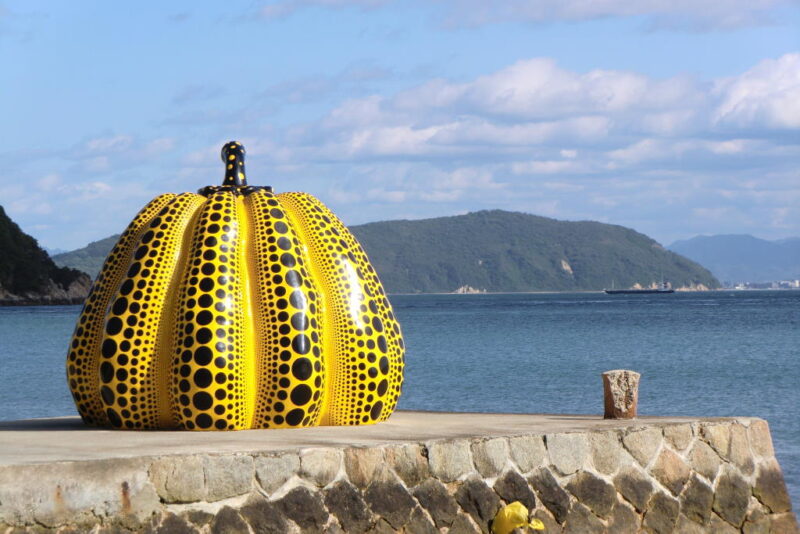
[1, 1, 799, 250]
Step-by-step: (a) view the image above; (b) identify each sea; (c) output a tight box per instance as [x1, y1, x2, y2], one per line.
[1, 290, 797, 510]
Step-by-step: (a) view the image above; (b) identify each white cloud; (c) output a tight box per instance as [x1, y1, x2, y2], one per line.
[392, 58, 702, 121]
[293, 53, 798, 172]
[712, 53, 800, 130]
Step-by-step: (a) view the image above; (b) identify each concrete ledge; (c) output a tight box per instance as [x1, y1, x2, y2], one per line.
[0, 411, 796, 533]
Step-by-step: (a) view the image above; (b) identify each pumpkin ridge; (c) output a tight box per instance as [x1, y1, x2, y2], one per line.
[276, 192, 404, 425]
[171, 191, 252, 430]
[67, 193, 175, 427]
[277, 193, 340, 425]
[247, 190, 326, 428]
[99, 193, 205, 429]
[98, 193, 206, 429]
[235, 194, 258, 429]
[154, 195, 207, 428]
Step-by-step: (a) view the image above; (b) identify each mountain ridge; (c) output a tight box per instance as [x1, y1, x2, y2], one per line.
[54, 209, 719, 293]
[669, 234, 800, 283]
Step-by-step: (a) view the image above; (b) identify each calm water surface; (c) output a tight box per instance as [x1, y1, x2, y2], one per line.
[1, 290, 797, 508]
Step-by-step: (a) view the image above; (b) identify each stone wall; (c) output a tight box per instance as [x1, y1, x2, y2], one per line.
[0, 417, 796, 533]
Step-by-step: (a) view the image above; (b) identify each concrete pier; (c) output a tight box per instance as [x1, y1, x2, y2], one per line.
[0, 411, 796, 533]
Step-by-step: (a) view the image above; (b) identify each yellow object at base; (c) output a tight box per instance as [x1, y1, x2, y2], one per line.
[492, 502, 545, 534]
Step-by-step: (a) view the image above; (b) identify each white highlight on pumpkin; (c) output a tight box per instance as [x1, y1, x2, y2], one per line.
[343, 258, 365, 328]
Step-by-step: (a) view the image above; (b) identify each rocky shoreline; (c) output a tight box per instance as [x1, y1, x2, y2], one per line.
[0, 275, 91, 307]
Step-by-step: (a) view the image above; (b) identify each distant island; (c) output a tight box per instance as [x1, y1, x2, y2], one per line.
[52, 209, 718, 294]
[0, 206, 91, 305]
[669, 234, 800, 285]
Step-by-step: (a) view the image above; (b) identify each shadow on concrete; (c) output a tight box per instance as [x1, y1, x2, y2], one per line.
[0, 417, 103, 431]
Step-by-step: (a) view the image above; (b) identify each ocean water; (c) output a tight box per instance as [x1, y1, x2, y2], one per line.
[0, 291, 797, 510]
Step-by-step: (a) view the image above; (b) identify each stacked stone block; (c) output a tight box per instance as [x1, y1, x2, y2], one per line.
[0, 418, 796, 533]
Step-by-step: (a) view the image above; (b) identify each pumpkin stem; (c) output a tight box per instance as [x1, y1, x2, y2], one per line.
[221, 141, 247, 186]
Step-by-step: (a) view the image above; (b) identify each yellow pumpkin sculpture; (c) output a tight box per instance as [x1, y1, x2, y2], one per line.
[67, 141, 404, 430]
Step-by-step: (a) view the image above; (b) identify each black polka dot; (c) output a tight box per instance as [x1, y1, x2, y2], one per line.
[292, 358, 313, 380]
[100, 362, 114, 383]
[377, 379, 388, 396]
[195, 346, 213, 365]
[280, 253, 296, 268]
[105, 317, 123, 336]
[100, 386, 115, 405]
[194, 369, 213, 388]
[274, 221, 288, 233]
[196, 328, 212, 344]
[277, 237, 292, 250]
[196, 413, 213, 429]
[193, 392, 213, 411]
[379, 356, 389, 374]
[289, 290, 306, 310]
[101, 339, 117, 358]
[370, 401, 384, 420]
[377, 336, 388, 353]
[292, 334, 310, 354]
[196, 311, 213, 325]
[290, 385, 312, 406]
[119, 279, 134, 295]
[106, 408, 122, 427]
[286, 408, 304, 426]
[126, 263, 140, 277]
[285, 270, 302, 287]
[291, 313, 309, 331]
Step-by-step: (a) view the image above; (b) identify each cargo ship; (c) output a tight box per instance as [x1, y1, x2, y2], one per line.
[604, 281, 674, 294]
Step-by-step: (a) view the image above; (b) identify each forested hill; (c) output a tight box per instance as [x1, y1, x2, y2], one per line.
[0, 206, 91, 305]
[350, 210, 718, 292]
[53, 209, 719, 293]
[53, 234, 120, 280]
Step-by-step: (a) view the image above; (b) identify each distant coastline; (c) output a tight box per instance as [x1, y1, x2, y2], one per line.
[4, 286, 799, 307]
